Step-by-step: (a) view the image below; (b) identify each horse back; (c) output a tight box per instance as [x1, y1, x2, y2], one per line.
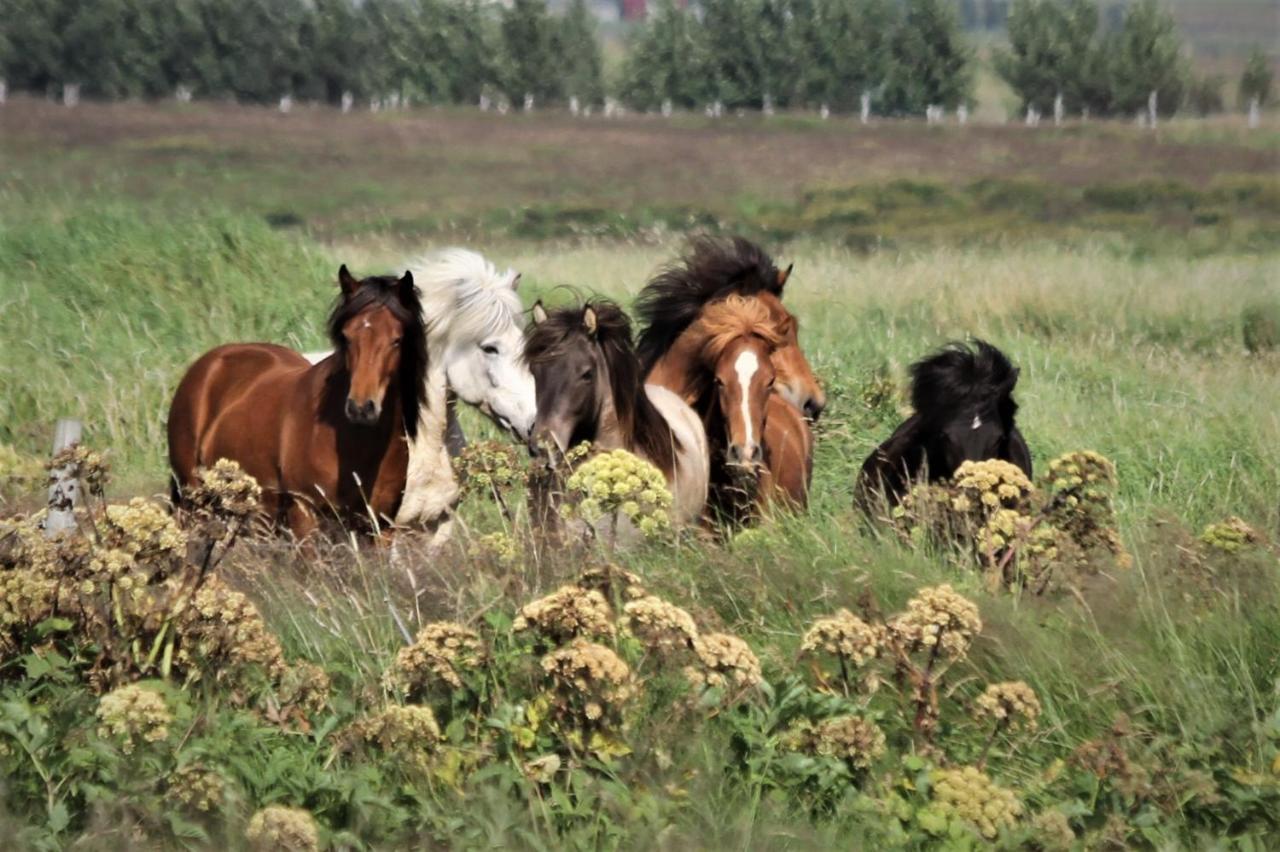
[168, 343, 311, 503]
[642, 383, 709, 525]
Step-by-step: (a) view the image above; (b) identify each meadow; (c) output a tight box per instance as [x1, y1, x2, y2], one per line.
[1, 97, 1279, 849]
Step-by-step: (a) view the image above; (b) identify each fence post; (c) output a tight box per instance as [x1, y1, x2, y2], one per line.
[1053, 92, 1064, 126]
[44, 419, 83, 538]
[0, 79, 6, 105]
[1248, 96, 1260, 130]
[1147, 90, 1158, 129]
[860, 91, 871, 124]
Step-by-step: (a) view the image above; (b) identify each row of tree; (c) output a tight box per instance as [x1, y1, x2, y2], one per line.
[995, 0, 1271, 118]
[0, 0, 1271, 117]
[0, 0, 603, 108]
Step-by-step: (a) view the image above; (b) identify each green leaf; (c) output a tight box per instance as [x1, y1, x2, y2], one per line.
[46, 801, 69, 834]
[34, 617, 74, 637]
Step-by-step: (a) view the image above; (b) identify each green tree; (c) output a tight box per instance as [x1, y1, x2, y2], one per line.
[995, 0, 1104, 115]
[882, 0, 973, 114]
[1103, 0, 1185, 116]
[1238, 46, 1273, 110]
[619, 0, 712, 110]
[500, 0, 562, 105]
[701, 0, 771, 108]
[0, 0, 69, 96]
[558, 0, 604, 106]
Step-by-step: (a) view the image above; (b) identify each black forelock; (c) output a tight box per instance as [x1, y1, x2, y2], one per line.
[909, 340, 1019, 424]
[635, 235, 783, 372]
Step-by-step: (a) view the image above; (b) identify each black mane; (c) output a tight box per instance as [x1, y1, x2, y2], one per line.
[635, 236, 784, 372]
[525, 300, 678, 474]
[910, 340, 1019, 424]
[327, 273, 428, 439]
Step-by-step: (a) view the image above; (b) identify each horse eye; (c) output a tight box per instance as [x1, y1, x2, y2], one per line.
[580, 368, 594, 381]
[481, 343, 499, 356]
[392, 338, 403, 347]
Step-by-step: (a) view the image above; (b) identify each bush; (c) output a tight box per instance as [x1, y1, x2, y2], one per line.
[1242, 302, 1280, 354]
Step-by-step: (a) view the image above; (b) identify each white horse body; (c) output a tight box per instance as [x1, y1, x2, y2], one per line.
[643, 383, 709, 526]
[306, 248, 536, 533]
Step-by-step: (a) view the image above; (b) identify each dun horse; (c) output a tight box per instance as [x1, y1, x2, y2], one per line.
[168, 265, 427, 539]
[524, 300, 709, 526]
[855, 340, 1032, 511]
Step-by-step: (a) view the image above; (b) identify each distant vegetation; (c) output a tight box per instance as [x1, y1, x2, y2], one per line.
[0, 0, 1273, 117]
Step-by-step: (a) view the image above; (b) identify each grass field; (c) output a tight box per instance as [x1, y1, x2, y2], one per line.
[1, 99, 1279, 849]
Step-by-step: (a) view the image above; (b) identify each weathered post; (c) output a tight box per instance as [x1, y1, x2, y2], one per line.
[1248, 96, 1260, 130]
[1147, 90, 1158, 129]
[1053, 92, 1064, 126]
[569, 95, 580, 116]
[819, 103, 830, 120]
[860, 91, 871, 124]
[661, 98, 673, 117]
[341, 91, 353, 113]
[175, 84, 193, 104]
[762, 93, 774, 117]
[45, 419, 82, 538]
[64, 83, 80, 108]
[1025, 105, 1040, 127]
[479, 93, 490, 112]
[523, 93, 534, 113]
[957, 104, 968, 126]
[279, 94, 293, 114]
[0, 80, 6, 105]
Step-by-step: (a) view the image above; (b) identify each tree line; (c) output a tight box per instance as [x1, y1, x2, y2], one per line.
[995, 0, 1271, 118]
[0, 0, 1271, 118]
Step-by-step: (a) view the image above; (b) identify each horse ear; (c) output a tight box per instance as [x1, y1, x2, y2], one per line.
[776, 263, 793, 293]
[339, 264, 359, 296]
[531, 300, 548, 325]
[582, 305, 598, 337]
[397, 270, 416, 302]
[510, 271, 522, 291]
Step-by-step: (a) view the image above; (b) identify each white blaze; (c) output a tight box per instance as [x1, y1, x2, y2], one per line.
[734, 350, 760, 448]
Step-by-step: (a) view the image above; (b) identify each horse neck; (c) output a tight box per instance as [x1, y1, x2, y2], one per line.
[645, 326, 704, 404]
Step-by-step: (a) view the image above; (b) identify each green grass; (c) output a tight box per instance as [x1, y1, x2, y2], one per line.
[1, 103, 1278, 849]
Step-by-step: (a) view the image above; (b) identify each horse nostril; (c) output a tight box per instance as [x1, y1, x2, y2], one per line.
[362, 400, 377, 418]
[345, 399, 360, 421]
[805, 400, 825, 421]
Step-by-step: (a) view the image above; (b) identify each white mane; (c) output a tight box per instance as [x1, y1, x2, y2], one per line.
[408, 248, 523, 346]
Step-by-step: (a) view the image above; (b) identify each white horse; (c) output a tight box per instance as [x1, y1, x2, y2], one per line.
[307, 248, 535, 533]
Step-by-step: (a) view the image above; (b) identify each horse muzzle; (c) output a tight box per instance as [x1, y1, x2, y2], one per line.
[345, 397, 381, 425]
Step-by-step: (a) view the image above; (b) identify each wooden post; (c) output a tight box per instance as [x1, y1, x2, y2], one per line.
[45, 418, 82, 538]
[1248, 96, 1260, 130]
[1147, 90, 1158, 129]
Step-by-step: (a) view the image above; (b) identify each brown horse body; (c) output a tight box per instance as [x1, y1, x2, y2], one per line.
[168, 267, 426, 539]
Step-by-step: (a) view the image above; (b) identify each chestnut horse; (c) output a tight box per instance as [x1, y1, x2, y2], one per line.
[167, 266, 427, 539]
[637, 237, 821, 516]
[645, 295, 813, 524]
[524, 300, 709, 526]
[636, 235, 826, 420]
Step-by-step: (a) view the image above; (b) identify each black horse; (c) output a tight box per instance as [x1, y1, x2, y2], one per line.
[855, 340, 1032, 510]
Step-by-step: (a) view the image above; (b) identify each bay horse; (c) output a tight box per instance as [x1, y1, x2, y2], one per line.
[168, 265, 427, 539]
[644, 295, 813, 525]
[854, 340, 1033, 512]
[305, 248, 535, 538]
[636, 235, 826, 420]
[524, 300, 709, 526]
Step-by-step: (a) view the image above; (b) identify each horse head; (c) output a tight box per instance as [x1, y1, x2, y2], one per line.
[330, 265, 426, 434]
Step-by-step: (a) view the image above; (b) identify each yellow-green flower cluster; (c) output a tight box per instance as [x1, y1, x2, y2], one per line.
[0, 443, 43, 498]
[189, 459, 262, 520]
[176, 576, 287, 680]
[542, 638, 637, 724]
[47, 443, 110, 495]
[0, 515, 59, 574]
[457, 440, 524, 499]
[1043, 451, 1115, 507]
[468, 531, 520, 569]
[514, 585, 614, 642]
[384, 621, 485, 695]
[95, 684, 172, 753]
[1199, 516, 1260, 554]
[930, 765, 1023, 839]
[887, 584, 982, 661]
[954, 459, 1033, 511]
[1031, 808, 1076, 851]
[1, 569, 57, 660]
[277, 661, 332, 716]
[975, 681, 1041, 731]
[685, 632, 762, 691]
[621, 595, 698, 653]
[245, 805, 320, 852]
[801, 609, 885, 670]
[350, 704, 442, 752]
[167, 763, 228, 813]
[794, 715, 886, 769]
[102, 497, 187, 564]
[1039, 451, 1127, 566]
[563, 449, 672, 537]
